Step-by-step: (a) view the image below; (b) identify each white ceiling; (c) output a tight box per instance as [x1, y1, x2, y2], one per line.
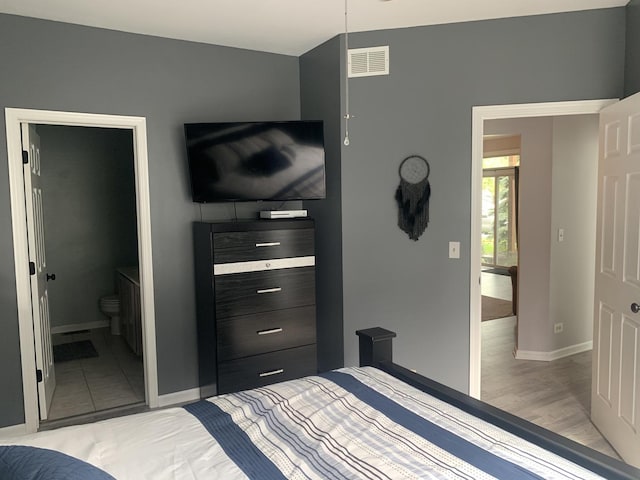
[0, 0, 629, 56]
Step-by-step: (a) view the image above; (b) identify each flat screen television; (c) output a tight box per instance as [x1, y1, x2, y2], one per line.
[185, 120, 326, 202]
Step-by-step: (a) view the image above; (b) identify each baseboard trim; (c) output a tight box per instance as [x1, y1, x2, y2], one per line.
[0, 423, 27, 440]
[515, 341, 593, 362]
[157, 387, 201, 408]
[51, 320, 109, 335]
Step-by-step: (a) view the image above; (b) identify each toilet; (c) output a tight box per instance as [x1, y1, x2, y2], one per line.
[99, 295, 121, 335]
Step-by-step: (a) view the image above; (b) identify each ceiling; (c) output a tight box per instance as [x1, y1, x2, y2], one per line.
[0, 0, 629, 56]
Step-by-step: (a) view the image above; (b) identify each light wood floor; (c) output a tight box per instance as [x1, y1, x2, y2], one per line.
[481, 272, 620, 460]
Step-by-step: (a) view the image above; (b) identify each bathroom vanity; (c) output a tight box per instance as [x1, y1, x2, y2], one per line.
[117, 267, 142, 356]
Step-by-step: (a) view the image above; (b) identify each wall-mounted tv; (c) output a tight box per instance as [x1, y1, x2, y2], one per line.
[185, 120, 326, 202]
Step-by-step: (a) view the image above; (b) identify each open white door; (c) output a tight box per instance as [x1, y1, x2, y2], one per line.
[21, 124, 56, 421]
[592, 92, 640, 467]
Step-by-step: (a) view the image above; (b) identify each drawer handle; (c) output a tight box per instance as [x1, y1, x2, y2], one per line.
[257, 328, 283, 336]
[257, 287, 282, 294]
[259, 368, 284, 378]
[256, 242, 281, 247]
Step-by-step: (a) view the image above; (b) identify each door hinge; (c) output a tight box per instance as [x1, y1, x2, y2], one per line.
[29, 262, 36, 275]
[36, 369, 43, 383]
[22, 150, 28, 165]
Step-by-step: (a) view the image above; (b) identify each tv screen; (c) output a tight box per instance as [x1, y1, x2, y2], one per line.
[185, 120, 326, 202]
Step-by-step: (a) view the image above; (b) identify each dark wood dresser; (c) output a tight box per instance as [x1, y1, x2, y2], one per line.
[194, 219, 317, 396]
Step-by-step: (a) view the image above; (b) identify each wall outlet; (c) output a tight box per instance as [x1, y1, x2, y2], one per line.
[554, 322, 564, 334]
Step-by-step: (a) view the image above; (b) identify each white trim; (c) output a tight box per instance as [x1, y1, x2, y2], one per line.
[157, 387, 201, 408]
[469, 99, 617, 399]
[214, 256, 315, 275]
[5, 108, 159, 433]
[51, 320, 109, 335]
[515, 341, 593, 362]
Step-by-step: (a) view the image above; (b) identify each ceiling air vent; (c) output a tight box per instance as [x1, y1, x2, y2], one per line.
[348, 46, 389, 78]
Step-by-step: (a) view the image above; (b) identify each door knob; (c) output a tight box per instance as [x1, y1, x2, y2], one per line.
[46, 273, 56, 281]
[631, 303, 640, 314]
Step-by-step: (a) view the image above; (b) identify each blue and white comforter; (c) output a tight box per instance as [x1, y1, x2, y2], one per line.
[0, 367, 608, 479]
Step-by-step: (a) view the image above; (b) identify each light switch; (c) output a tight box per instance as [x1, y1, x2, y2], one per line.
[558, 228, 564, 242]
[449, 241, 460, 259]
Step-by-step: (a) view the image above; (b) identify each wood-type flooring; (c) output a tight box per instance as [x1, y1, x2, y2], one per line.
[481, 271, 620, 460]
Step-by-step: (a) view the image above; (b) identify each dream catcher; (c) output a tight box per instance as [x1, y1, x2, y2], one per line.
[395, 155, 431, 241]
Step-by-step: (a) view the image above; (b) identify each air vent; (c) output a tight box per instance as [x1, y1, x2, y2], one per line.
[348, 46, 389, 78]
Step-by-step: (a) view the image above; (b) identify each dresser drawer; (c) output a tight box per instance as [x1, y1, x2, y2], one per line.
[217, 306, 316, 361]
[215, 267, 315, 318]
[213, 228, 314, 263]
[217, 344, 317, 394]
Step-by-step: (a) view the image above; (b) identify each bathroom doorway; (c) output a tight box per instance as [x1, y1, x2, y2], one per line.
[36, 124, 145, 425]
[6, 108, 158, 433]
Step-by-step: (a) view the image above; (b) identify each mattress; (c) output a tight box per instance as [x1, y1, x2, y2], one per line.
[0, 367, 616, 479]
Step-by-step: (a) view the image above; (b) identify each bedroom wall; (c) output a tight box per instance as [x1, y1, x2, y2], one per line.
[299, 36, 345, 371]
[37, 125, 138, 331]
[484, 117, 554, 354]
[549, 115, 599, 352]
[625, 0, 640, 96]
[0, 14, 300, 427]
[338, 8, 625, 392]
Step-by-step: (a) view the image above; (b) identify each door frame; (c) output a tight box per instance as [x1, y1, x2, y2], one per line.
[469, 99, 617, 398]
[5, 108, 159, 432]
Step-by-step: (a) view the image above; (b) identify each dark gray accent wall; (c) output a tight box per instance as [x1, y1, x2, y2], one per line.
[38, 125, 137, 330]
[0, 14, 300, 427]
[339, 9, 625, 393]
[625, 0, 640, 96]
[300, 36, 344, 371]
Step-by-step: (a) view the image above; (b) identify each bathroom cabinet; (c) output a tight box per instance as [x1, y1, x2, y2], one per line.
[193, 219, 317, 396]
[118, 268, 142, 356]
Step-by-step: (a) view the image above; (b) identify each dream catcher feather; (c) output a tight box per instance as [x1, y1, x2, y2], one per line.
[395, 155, 431, 241]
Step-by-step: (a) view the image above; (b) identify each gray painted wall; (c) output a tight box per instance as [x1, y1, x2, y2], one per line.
[549, 115, 599, 352]
[38, 125, 138, 330]
[300, 36, 345, 371]
[485, 118, 554, 354]
[338, 9, 625, 392]
[625, 0, 640, 96]
[0, 14, 300, 427]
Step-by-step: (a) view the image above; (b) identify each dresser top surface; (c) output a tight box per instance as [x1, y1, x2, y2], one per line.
[195, 219, 314, 233]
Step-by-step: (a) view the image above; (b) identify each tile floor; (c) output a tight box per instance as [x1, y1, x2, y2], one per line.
[45, 328, 145, 424]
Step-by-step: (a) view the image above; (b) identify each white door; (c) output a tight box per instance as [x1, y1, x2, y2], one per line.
[22, 124, 56, 421]
[592, 92, 640, 467]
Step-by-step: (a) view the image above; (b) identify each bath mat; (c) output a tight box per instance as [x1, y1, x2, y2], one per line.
[53, 340, 98, 363]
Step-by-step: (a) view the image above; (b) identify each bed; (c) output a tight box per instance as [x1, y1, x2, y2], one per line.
[1, 329, 638, 480]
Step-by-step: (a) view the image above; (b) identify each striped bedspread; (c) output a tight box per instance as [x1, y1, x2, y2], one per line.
[1, 367, 610, 479]
[183, 367, 605, 480]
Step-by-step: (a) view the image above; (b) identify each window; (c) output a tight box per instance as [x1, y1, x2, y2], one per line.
[482, 154, 519, 268]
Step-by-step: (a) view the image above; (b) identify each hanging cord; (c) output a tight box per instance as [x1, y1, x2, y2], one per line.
[343, 0, 351, 146]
